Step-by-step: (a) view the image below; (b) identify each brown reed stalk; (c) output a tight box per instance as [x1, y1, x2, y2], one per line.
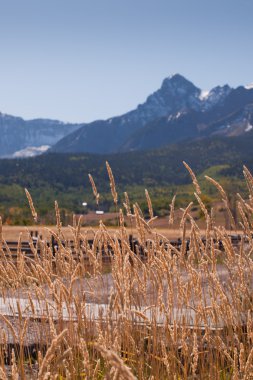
[123, 191, 131, 215]
[11, 349, 18, 380]
[88, 173, 100, 205]
[191, 332, 198, 376]
[95, 344, 137, 380]
[243, 165, 253, 203]
[25, 188, 38, 222]
[169, 194, 176, 225]
[243, 346, 253, 380]
[55, 200, 62, 233]
[183, 161, 201, 194]
[180, 201, 193, 229]
[194, 192, 209, 219]
[205, 175, 236, 229]
[106, 161, 118, 205]
[239, 343, 245, 374]
[145, 189, 154, 220]
[0, 217, 2, 253]
[0, 367, 7, 380]
[38, 329, 69, 379]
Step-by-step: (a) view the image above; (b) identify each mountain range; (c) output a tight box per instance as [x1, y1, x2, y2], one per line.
[1, 74, 253, 157]
[51, 74, 253, 154]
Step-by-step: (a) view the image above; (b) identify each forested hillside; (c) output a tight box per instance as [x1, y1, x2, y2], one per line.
[0, 133, 252, 224]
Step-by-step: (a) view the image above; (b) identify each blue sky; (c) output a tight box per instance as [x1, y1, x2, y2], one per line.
[0, 0, 252, 122]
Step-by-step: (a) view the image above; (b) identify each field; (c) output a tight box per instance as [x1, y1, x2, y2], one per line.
[0, 165, 252, 379]
[1, 200, 231, 241]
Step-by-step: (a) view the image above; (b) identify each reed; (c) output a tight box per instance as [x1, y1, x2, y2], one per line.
[0, 165, 251, 378]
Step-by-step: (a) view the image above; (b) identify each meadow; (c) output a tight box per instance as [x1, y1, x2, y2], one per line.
[0, 163, 252, 379]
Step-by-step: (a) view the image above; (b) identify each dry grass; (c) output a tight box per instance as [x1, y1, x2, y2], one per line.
[0, 165, 252, 379]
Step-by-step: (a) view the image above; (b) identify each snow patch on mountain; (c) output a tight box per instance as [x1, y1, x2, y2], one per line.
[201, 85, 232, 111]
[245, 83, 253, 90]
[13, 145, 50, 158]
[245, 123, 253, 132]
[199, 90, 210, 100]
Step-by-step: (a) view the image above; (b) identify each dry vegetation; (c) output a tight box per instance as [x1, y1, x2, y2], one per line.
[0, 163, 252, 379]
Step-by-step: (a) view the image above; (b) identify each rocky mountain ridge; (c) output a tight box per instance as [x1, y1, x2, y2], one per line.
[52, 74, 253, 154]
[1, 74, 253, 157]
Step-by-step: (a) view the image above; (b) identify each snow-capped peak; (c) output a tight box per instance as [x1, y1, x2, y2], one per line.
[245, 83, 253, 90]
[199, 90, 210, 101]
[198, 85, 232, 110]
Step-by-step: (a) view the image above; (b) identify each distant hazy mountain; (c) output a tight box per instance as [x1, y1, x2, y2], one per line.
[52, 74, 253, 154]
[0, 113, 82, 157]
